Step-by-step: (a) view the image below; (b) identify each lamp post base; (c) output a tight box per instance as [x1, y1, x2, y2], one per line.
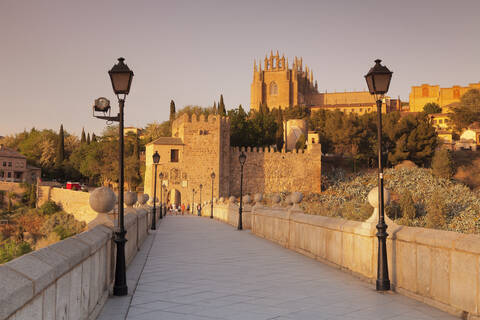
[376, 279, 391, 291]
[113, 231, 128, 296]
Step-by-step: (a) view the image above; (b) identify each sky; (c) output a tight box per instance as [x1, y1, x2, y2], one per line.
[1, 0, 480, 137]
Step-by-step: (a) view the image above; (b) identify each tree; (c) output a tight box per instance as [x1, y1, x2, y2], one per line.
[218, 94, 226, 116]
[295, 134, 306, 151]
[450, 89, 480, 130]
[143, 121, 171, 143]
[86, 133, 91, 145]
[399, 190, 416, 220]
[212, 102, 217, 114]
[432, 148, 454, 179]
[274, 108, 284, 150]
[56, 124, 65, 166]
[170, 100, 176, 122]
[423, 103, 442, 114]
[80, 128, 86, 144]
[91, 133, 97, 143]
[387, 114, 437, 166]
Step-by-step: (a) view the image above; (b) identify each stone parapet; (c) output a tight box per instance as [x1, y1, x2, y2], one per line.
[1, 207, 155, 320]
[212, 202, 480, 319]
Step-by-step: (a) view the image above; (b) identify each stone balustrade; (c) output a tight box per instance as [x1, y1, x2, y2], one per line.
[208, 191, 480, 319]
[0, 189, 158, 320]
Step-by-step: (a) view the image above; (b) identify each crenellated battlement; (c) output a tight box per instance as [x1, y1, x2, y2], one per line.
[230, 143, 320, 155]
[172, 113, 230, 127]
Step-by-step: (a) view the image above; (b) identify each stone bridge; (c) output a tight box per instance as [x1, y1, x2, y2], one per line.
[1, 191, 479, 320]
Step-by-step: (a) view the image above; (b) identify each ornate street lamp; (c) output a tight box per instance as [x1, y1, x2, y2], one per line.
[199, 184, 203, 216]
[92, 57, 134, 297]
[365, 59, 393, 292]
[238, 152, 247, 230]
[210, 172, 215, 219]
[159, 172, 164, 219]
[151, 151, 160, 230]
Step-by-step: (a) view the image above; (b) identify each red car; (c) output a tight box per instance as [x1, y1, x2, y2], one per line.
[66, 182, 81, 190]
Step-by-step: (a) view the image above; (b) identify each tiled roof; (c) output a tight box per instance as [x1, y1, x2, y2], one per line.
[0, 146, 26, 159]
[149, 137, 184, 145]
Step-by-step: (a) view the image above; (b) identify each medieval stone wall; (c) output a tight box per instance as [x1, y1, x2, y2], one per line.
[228, 144, 322, 197]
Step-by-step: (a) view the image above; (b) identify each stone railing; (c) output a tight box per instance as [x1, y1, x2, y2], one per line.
[0, 189, 158, 320]
[209, 190, 480, 319]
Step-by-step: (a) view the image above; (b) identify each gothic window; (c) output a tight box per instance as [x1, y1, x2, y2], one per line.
[269, 82, 278, 96]
[422, 87, 429, 97]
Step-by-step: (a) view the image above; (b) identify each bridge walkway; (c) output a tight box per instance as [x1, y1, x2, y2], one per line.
[98, 216, 457, 320]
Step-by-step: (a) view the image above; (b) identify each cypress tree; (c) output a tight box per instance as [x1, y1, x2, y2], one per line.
[56, 124, 65, 166]
[275, 109, 284, 150]
[218, 95, 226, 116]
[86, 133, 91, 145]
[91, 133, 97, 143]
[81, 128, 86, 144]
[170, 100, 176, 121]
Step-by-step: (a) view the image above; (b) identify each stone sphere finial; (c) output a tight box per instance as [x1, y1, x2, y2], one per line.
[285, 194, 293, 205]
[368, 187, 391, 208]
[254, 193, 263, 203]
[291, 192, 303, 204]
[271, 194, 281, 204]
[89, 187, 116, 214]
[219, 197, 224, 203]
[244, 194, 252, 204]
[229, 196, 236, 204]
[125, 191, 137, 207]
[138, 194, 148, 205]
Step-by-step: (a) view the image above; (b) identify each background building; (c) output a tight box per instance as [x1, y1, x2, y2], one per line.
[0, 145, 40, 183]
[409, 82, 480, 113]
[251, 52, 395, 114]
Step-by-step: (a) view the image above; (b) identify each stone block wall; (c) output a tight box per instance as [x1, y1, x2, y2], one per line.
[38, 186, 99, 224]
[229, 145, 321, 196]
[212, 202, 480, 319]
[1, 206, 156, 320]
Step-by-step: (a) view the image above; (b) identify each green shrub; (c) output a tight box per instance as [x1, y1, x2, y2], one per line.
[399, 191, 416, 220]
[341, 201, 372, 221]
[425, 194, 447, 229]
[40, 211, 85, 239]
[386, 201, 401, 220]
[39, 200, 61, 215]
[0, 239, 32, 264]
[432, 148, 454, 179]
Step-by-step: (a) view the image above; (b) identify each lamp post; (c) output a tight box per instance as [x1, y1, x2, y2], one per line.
[163, 185, 167, 218]
[159, 172, 164, 219]
[365, 59, 393, 292]
[192, 188, 195, 215]
[92, 57, 134, 296]
[238, 152, 247, 230]
[151, 151, 160, 230]
[210, 172, 215, 219]
[199, 184, 203, 216]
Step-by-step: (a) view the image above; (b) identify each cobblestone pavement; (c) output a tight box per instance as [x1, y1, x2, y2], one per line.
[99, 216, 458, 320]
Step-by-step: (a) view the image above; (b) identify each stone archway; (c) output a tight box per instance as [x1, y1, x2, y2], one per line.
[168, 189, 181, 206]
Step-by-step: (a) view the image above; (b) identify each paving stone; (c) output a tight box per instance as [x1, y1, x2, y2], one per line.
[98, 216, 458, 320]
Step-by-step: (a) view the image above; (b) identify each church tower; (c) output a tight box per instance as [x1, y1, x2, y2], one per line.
[250, 52, 318, 111]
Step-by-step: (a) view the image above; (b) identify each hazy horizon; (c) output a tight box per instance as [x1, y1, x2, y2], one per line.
[1, 0, 480, 137]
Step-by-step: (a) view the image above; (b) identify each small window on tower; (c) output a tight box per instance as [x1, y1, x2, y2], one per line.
[170, 149, 179, 162]
[270, 82, 278, 96]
